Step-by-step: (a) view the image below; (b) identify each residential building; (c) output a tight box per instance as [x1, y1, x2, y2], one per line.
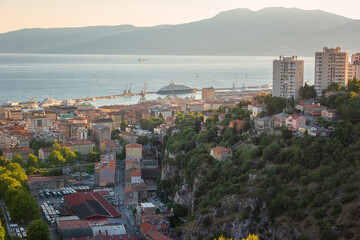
[0, 132, 29, 150]
[120, 132, 138, 143]
[2, 147, 34, 160]
[4, 110, 24, 120]
[229, 119, 246, 133]
[285, 115, 307, 130]
[315, 47, 349, 97]
[272, 113, 289, 127]
[99, 139, 122, 155]
[92, 124, 111, 148]
[131, 169, 143, 184]
[26, 116, 51, 132]
[254, 116, 274, 132]
[94, 155, 116, 186]
[124, 183, 147, 206]
[126, 143, 143, 159]
[350, 53, 360, 79]
[273, 56, 304, 99]
[248, 103, 267, 118]
[58, 140, 95, 155]
[202, 87, 215, 100]
[210, 147, 233, 160]
[76, 127, 88, 140]
[321, 109, 338, 121]
[38, 148, 51, 161]
[140, 222, 172, 240]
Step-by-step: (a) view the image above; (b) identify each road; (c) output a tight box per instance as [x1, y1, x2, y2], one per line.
[114, 159, 141, 237]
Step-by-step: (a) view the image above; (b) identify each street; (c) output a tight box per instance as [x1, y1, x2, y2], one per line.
[114, 159, 141, 237]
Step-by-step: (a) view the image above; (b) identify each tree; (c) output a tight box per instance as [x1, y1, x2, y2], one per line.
[5, 162, 28, 185]
[327, 82, 342, 92]
[27, 220, 50, 240]
[0, 220, 4, 240]
[265, 96, 286, 115]
[9, 190, 40, 223]
[47, 150, 65, 166]
[4, 185, 24, 207]
[0, 157, 8, 167]
[120, 121, 128, 132]
[348, 78, 360, 93]
[26, 154, 38, 168]
[299, 84, 316, 100]
[60, 147, 78, 164]
[136, 135, 149, 145]
[87, 151, 100, 163]
[12, 154, 23, 166]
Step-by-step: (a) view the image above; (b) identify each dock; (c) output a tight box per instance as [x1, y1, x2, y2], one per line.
[73, 85, 272, 102]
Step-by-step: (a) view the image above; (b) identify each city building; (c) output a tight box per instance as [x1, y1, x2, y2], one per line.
[350, 53, 360, 79]
[229, 119, 247, 133]
[58, 140, 95, 155]
[120, 132, 138, 143]
[64, 191, 121, 219]
[2, 147, 34, 160]
[202, 87, 215, 100]
[273, 56, 304, 99]
[125, 143, 143, 159]
[99, 139, 122, 155]
[38, 148, 51, 161]
[285, 115, 307, 130]
[321, 109, 338, 121]
[0, 132, 29, 150]
[26, 116, 51, 132]
[248, 103, 267, 118]
[94, 155, 116, 186]
[210, 147, 233, 160]
[76, 128, 88, 140]
[92, 124, 111, 148]
[315, 47, 349, 97]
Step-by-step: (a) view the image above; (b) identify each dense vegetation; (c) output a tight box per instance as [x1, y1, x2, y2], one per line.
[0, 157, 43, 225]
[159, 89, 360, 239]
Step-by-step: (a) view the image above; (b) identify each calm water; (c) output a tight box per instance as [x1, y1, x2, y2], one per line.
[0, 54, 315, 106]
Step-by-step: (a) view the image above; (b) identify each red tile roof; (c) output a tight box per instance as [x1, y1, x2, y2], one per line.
[131, 169, 141, 177]
[211, 147, 232, 152]
[125, 143, 142, 148]
[64, 192, 120, 219]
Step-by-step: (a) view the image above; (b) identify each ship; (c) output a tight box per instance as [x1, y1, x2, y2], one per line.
[157, 82, 196, 95]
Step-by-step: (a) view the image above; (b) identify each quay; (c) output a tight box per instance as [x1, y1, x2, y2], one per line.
[74, 85, 272, 102]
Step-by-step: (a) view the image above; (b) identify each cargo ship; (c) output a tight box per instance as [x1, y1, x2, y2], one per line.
[157, 82, 196, 95]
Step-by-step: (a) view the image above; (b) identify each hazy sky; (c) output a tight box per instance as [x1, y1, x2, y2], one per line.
[0, 0, 359, 33]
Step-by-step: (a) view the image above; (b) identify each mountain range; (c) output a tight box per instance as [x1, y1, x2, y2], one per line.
[1, 7, 359, 56]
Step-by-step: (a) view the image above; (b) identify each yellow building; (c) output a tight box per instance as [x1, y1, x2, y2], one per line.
[125, 143, 143, 159]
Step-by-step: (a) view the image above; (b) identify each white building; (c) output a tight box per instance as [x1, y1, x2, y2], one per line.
[315, 47, 349, 97]
[27, 116, 51, 132]
[273, 56, 304, 99]
[350, 53, 360, 79]
[76, 128, 88, 140]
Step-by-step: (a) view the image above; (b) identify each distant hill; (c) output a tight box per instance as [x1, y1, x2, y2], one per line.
[0, 7, 359, 56]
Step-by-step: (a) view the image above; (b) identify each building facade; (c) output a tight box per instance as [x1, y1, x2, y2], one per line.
[315, 47, 349, 97]
[273, 56, 304, 99]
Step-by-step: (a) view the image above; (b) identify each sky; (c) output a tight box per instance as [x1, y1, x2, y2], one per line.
[0, 0, 359, 33]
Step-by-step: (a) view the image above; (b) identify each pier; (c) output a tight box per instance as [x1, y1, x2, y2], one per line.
[73, 85, 272, 102]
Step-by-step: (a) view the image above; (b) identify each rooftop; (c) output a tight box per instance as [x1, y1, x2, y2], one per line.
[64, 192, 121, 219]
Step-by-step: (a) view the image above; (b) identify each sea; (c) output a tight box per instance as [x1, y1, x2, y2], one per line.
[0, 54, 315, 107]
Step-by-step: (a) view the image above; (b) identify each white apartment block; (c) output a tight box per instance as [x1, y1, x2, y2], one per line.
[315, 47, 349, 97]
[27, 116, 51, 132]
[77, 128, 88, 140]
[273, 56, 304, 99]
[350, 53, 360, 80]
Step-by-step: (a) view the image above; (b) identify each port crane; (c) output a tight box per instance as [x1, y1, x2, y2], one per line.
[123, 84, 128, 95]
[233, 73, 238, 91]
[241, 74, 248, 91]
[139, 81, 148, 103]
[128, 83, 132, 94]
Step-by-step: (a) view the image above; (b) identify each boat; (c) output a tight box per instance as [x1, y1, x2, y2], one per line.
[157, 82, 196, 95]
[138, 58, 147, 62]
